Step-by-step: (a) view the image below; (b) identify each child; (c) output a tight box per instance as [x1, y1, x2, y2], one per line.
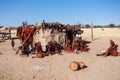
[11, 38, 15, 50]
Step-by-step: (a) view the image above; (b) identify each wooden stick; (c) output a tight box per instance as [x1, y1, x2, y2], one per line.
[15, 33, 31, 54]
[91, 22, 93, 41]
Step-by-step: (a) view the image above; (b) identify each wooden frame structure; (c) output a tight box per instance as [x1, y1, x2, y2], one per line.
[0, 28, 11, 40]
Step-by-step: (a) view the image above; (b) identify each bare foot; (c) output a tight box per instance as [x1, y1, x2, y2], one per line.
[117, 52, 120, 56]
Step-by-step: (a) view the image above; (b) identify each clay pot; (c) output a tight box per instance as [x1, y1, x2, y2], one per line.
[78, 62, 85, 69]
[69, 61, 80, 71]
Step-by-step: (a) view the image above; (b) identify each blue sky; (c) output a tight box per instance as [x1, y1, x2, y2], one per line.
[0, 0, 120, 27]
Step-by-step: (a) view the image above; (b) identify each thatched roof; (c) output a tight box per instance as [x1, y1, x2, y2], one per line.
[34, 22, 42, 28]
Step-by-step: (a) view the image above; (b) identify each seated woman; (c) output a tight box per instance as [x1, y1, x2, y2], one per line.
[44, 41, 56, 55]
[65, 39, 74, 52]
[32, 42, 44, 58]
[73, 40, 80, 53]
[80, 40, 89, 52]
[97, 40, 120, 57]
[54, 41, 62, 54]
[49, 41, 56, 55]
[44, 42, 51, 56]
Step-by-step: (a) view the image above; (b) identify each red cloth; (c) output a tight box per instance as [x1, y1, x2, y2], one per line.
[21, 26, 31, 43]
[29, 27, 35, 43]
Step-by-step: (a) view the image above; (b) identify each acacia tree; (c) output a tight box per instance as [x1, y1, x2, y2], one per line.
[108, 23, 115, 28]
[85, 24, 91, 28]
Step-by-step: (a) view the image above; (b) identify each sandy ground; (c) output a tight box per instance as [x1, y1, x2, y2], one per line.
[81, 28, 120, 41]
[0, 28, 120, 80]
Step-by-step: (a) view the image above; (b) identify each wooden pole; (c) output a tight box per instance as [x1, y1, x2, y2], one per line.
[91, 22, 93, 41]
[9, 27, 11, 39]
